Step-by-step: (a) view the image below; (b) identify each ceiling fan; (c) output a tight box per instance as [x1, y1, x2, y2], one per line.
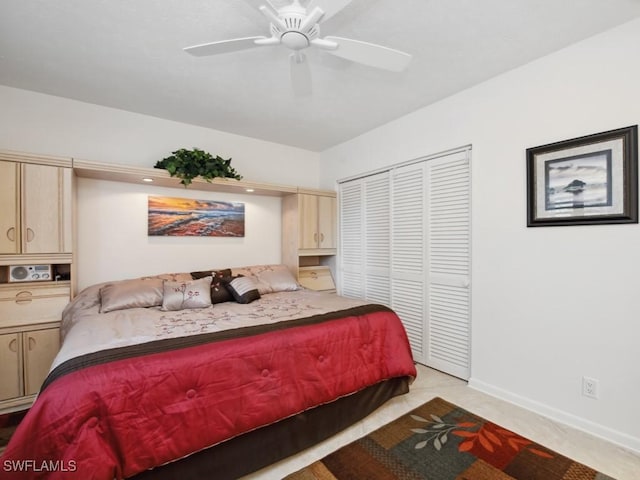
[184, 0, 412, 95]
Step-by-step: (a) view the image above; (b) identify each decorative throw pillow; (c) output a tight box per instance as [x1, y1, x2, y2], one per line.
[232, 264, 300, 294]
[210, 270, 234, 304]
[256, 265, 299, 292]
[226, 276, 261, 304]
[231, 267, 272, 294]
[190, 269, 233, 304]
[161, 276, 213, 311]
[100, 278, 164, 313]
[190, 268, 232, 280]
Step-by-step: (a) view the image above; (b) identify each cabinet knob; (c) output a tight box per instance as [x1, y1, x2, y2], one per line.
[26, 228, 35, 243]
[314, 232, 318, 242]
[6, 227, 16, 242]
[9, 338, 18, 353]
[320, 233, 325, 243]
[28, 336, 36, 351]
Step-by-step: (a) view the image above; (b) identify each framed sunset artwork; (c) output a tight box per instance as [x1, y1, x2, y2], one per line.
[148, 196, 245, 237]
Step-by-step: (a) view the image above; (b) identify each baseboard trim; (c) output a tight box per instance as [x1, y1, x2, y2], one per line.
[468, 378, 640, 454]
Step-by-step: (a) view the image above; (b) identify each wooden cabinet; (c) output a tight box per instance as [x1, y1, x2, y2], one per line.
[0, 161, 20, 255]
[0, 283, 67, 411]
[23, 327, 60, 396]
[0, 332, 21, 401]
[0, 284, 71, 327]
[283, 190, 337, 291]
[298, 194, 336, 250]
[0, 326, 60, 406]
[0, 159, 72, 256]
[0, 152, 72, 413]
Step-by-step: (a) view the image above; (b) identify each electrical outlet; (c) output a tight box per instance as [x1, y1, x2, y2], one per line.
[582, 376, 599, 399]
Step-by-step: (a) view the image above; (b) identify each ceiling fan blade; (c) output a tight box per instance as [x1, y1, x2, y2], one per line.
[290, 53, 312, 96]
[323, 36, 412, 71]
[184, 36, 268, 57]
[306, 0, 352, 21]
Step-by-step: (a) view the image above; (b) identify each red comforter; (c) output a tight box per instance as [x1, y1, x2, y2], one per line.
[1, 305, 416, 479]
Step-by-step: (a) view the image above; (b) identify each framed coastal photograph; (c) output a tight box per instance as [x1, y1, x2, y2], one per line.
[526, 125, 638, 226]
[148, 196, 245, 237]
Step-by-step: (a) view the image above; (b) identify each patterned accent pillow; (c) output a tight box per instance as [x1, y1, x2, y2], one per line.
[226, 276, 261, 304]
[190, 269, 233, 304]
[100, 278, 164, 313]
[161, 276, 213, 311]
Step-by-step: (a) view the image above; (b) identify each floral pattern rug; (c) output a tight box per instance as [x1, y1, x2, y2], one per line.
[285, 397, 614, 480]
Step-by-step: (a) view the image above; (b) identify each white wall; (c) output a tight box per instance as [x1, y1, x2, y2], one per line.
[0, 85, 320, 187]
[75, 178, 281, 290]
[0, 85, 320, 289]
[320, 19, 640, 451]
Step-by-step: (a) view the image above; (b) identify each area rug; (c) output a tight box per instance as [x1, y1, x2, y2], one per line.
[285, 397, 614, 480]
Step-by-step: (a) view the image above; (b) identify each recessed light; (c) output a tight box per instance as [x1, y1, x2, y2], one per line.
[246, 188, 255, 193]
[142, 178, 154, 182]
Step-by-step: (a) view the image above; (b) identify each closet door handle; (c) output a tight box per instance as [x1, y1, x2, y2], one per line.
[6, 227, 16, 242]
[9, 338, 18, 353]
[26, 228, 35, 243]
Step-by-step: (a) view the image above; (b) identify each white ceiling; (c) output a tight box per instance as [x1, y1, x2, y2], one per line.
[2, 0, 640, 152]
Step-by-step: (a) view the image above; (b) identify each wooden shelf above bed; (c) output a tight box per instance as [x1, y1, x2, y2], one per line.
[73, 159, 299, 197]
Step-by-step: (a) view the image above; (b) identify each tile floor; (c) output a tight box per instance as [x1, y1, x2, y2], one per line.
[242, 364, 640, 480]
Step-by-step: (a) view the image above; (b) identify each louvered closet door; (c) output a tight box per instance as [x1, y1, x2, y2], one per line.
[338, 148, 471, 379]
[363, 172, 390, 305]
[390, 163, 427, 363]
[425, 150, 471, 379]
[339, 181, 364, 298]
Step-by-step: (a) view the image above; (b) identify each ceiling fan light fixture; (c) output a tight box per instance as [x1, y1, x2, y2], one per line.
[281, 31, 310, 50]
[184, 0, 413, 93]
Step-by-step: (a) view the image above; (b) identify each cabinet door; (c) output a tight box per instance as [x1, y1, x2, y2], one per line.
[317, 196, 336, 249]
[23, 328, 60, 396]
[0, 333, 22, 401]
[22, 163, 72, 254]
[0, 161, 20, 254]
[298, 194, 319, 249]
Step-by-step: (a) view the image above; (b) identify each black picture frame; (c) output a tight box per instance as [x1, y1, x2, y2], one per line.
[526, 125, 638, 227]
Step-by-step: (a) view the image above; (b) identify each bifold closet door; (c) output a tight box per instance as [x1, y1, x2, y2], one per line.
[338, 148, 471, 379]
[363, 172, 391, 305]
[390, 163, 427, 364]
[338, 172, 391, 304]
[339, 181, 364, 299]
[424, 151, 471, 379]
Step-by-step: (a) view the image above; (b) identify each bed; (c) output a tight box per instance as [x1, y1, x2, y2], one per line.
[1, 265, 417, 480]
